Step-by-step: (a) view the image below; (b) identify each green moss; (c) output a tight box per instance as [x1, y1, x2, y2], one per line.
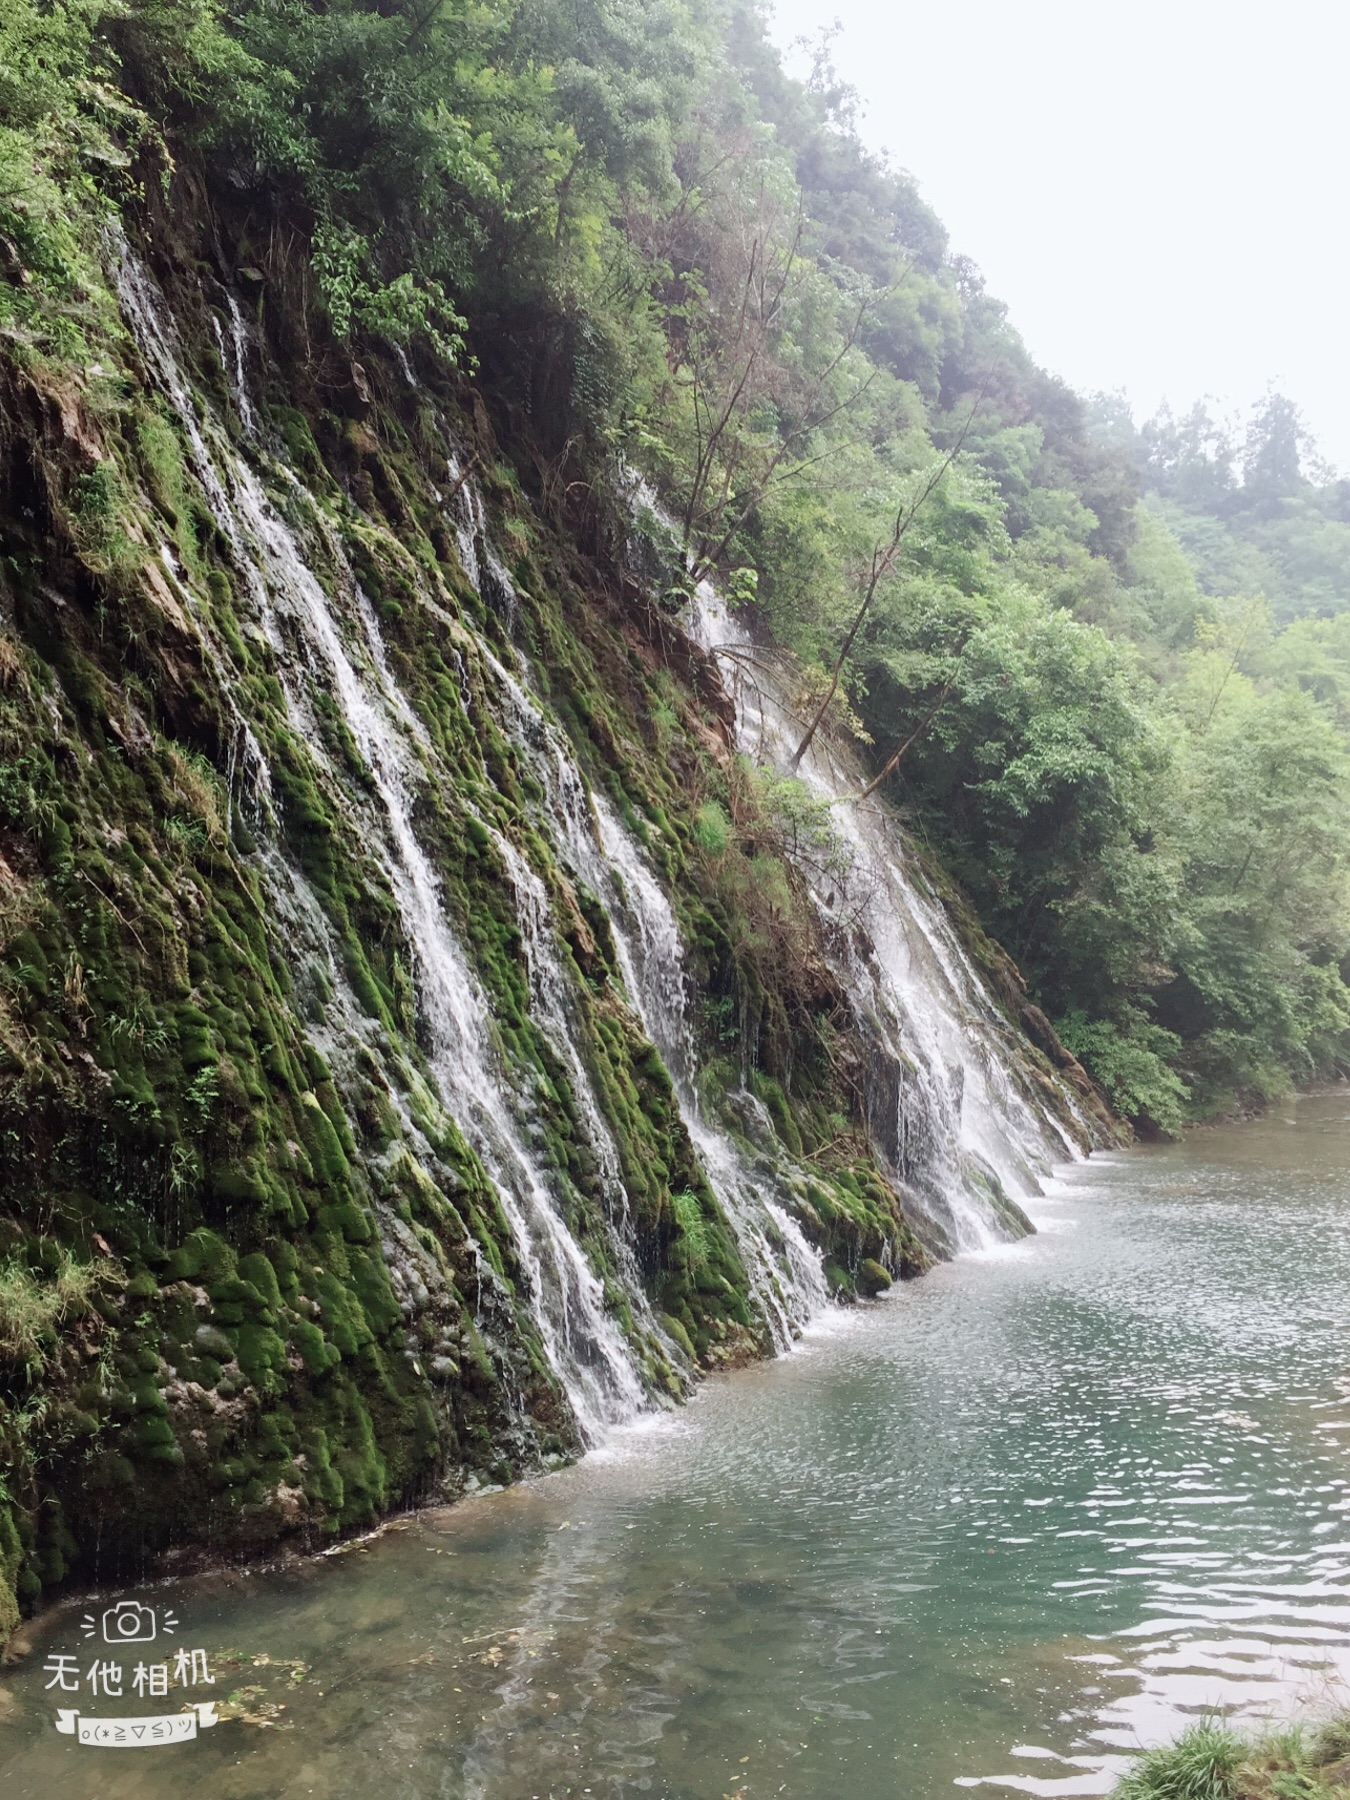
[170, 1230, 237, 1284]
[0, 1507, 23, 1642]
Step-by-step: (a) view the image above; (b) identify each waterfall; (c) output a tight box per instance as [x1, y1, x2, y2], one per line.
[113, 246, 649, 1443]
[208, 290, 259, 436]
[445, 450, 518, 633]
[230, 510, 649, 1442]
[685, 583, 1094, 1252]
[110, 236, 1095, 1478]
[476, 647, 828, 1349]
[589, 798, 830, 1344]
[485, 821, 685, 1376]
[430, 449, 829, 1345]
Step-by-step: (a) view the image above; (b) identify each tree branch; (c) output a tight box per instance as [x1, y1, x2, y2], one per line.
[849, 677, 955, 803]
[787, 378, 991, 773]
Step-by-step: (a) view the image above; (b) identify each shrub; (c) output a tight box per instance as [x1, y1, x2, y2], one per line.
[1111, 1721, 1245, 1800]
[691, 802, 731, 855]
[0, 1251, 117, 1370]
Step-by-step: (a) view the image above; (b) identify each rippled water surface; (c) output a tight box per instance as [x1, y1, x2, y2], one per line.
[7, 1095, 1350, 1799]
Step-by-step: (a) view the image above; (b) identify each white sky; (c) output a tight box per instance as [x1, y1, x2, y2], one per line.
[768, 0, 1350, 474]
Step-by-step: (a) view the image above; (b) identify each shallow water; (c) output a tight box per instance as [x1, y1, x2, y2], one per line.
[6, 1094, 1350, 1798]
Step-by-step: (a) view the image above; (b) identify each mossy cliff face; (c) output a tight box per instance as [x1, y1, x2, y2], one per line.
[0, 185, 961, 1639]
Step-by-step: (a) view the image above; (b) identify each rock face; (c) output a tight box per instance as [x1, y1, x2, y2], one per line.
[0, 194, 1109, 1640]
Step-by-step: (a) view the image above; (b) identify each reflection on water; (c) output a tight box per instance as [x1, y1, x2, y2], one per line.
[5, 1096, 1350, 1798]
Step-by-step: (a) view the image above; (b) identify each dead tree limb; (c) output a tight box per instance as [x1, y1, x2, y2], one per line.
[788, 379, 991, 774]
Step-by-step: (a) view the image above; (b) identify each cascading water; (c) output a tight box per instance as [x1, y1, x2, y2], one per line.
[484, 819, 685, 1376]
[424, 448, 829, 1345]
[242, 521, 651, 1442]
[112, 247, 650, 1443]
[110, 234, 1095, 1474]
[446, 450, 518, 634]
[208, 289, 259, 436]
[590, 799, 830, 1344]
[473, 641, 828, 1348]
[685, 582, 1097, 1252]
[426, 451, 833, 1346]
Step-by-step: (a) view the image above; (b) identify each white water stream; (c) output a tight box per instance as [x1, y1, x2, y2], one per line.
[686, 582, 1094, 1251]
[476, 644, 829, 1348]
[438, 462, 829, 1351]
[113, 249, 648, 1442]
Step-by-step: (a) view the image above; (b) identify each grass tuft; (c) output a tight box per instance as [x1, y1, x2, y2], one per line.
[1113, 1721, 1246, 1800]
[0, 1251, 117, 1369]
[1111, 1715, 1350, 1800]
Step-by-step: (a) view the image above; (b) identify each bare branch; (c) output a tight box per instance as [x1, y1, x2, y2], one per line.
[849, 677, 955, 803]
[788, 378, 992, 773]
[688, 299, 877, 580]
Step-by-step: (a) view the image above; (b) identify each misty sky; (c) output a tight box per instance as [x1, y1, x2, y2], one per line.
[769, 0, 1350, 473]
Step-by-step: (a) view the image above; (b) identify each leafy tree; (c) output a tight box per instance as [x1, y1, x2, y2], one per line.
[1240, 389, 1314, 515]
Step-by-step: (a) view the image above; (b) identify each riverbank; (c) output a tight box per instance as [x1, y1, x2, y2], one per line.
[1112, 1716, 1350, 1799]
[3, 1096, 1350, 1798]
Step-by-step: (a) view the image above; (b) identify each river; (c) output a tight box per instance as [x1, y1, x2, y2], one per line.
[5, 1094, 1350, 1799]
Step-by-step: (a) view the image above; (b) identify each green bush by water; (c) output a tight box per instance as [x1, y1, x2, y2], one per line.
[1112, 1717, 1350, 1800]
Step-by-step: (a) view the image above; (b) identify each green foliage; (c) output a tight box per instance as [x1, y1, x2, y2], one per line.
[0, 0, 1345, 1651]
[1309, 1715, 1350, 1767]
[79, 0, 1330, 1130]
[691, 802, 731, 855]
[2, 0, 934, 1620]
[1110, 1720, 1246, 1800]
[0, 1251, 117, 1370]
[311, 223, 467, 357]
[1110, 1712, 1350, 1800]
[1057, 1010, 1188, 1136]
[669, 1189, 711, 1268]
[1107, 393, 1350, 623]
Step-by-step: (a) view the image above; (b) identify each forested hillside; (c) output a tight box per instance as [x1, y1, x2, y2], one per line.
[1106, 390, 1350, 622]
[0, 0, 1346, 1633]
[4, 0, 1345, 1133]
